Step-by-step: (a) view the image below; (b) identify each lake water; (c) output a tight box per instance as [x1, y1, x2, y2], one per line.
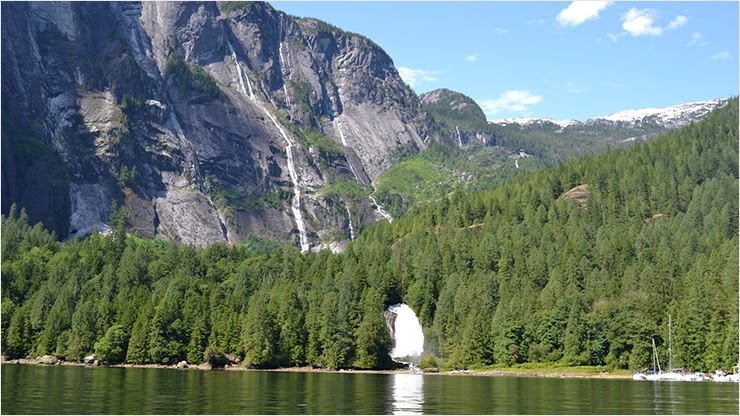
[2, 364, 738, 414]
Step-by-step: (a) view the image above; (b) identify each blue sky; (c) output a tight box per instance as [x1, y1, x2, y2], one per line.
[272, 1, 738, 121]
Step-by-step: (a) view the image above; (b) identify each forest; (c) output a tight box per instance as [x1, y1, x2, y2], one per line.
[1, 98, 737, 372]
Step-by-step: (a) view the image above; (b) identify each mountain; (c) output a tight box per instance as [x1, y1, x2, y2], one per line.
[491, 117, 580, 129]
[419, 89, 487, 130]
[383, 90, 731, 221]
[486, 98, 730, 162]
[490, 99, 729, 130]
[3, 97, 736, 370]
[1, 1, 435, 250]
[588, 98, 729, 128]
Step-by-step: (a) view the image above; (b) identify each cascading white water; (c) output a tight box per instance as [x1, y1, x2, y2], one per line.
[455, 126, 462, 148]
[261, 108, 310, 253]
[515, 158, 519, 169]
[278, 19, 291, 107]
[387, 303, 424, 361]
[230, 41, 309, 252]
[370, 194, 393, 223]
[344, 202, 355, 240]
[228, 42, 254, 100]
[279, 42, 291, 107]
[333, 119, 362, 184]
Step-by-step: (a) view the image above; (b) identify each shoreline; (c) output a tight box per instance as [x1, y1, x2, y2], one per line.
[0, 357, 631, 379]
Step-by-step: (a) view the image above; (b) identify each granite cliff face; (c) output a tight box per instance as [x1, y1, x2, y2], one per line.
[1, 1, 433, 250]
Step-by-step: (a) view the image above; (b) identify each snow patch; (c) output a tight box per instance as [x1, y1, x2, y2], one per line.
[491, 117, 581, 129]
[589, 99, 728, 126]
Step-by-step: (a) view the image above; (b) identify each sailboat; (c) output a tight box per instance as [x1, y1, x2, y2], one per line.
[658, 315, 684, 380]
[635, 315, 688, 381]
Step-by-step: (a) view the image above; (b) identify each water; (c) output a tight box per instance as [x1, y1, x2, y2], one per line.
[2, 365, 738, 414]
[258, 105, 310, 253]
[229, 42, 309, 252]
[278, 18, 291, 108]
[344, 202, 355, 240]
[228, 42, 254, 100]
[388, 303, 424, 360]
[333, 119, 361, 183]
[370, 194, 394, 223]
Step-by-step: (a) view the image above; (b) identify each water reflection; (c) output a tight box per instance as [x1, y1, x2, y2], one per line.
[391, 373, 424, 415]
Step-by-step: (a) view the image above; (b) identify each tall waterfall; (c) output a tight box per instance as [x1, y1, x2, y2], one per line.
[455, 126, 462, 148]
[386, 303, 424, 363]
[278, 19, 291, 107]
[344, 202, 355, 241]
[261, 109, 310, 253]
[229, 41, 309, 252]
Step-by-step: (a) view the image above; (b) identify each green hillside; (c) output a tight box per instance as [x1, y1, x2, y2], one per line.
[2, 98, 737, 371]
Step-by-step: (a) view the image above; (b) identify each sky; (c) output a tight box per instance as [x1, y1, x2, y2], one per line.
[272, 1, 738, 121]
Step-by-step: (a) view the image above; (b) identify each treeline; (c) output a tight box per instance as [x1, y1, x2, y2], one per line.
[2, 99, 737, 371]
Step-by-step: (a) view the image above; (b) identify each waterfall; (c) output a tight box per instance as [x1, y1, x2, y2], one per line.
[279, 43, 291, 107]
[228, 42, 254, 100]
[344, 202, 355, 240]
[261, 108, 310, 253]
[278, 19, 291, 107]
[230, 41, 309, 252]
[333, 119, 361, 182]
[333, 116, 392, 224]
[515, 158, 519, 169]
[370, 194, 393, 223]
[386, 303, 424, 363]
[455, 126, 462, 148]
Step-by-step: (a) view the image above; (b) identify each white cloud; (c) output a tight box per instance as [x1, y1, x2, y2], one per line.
[464, 54, 478, 63]
[622, 9, 688, 37]
[711, 51, 731, 61]
[493, 27, 508, 35]
[479, 90, 543, 117]
[528, 18, 546, 25]
[687, 31, 702, 46]
[667, 15, 688, 30]
[557, 1, 611, 27]
[622, 9, 663, 36]
[397, 67, 439, 87]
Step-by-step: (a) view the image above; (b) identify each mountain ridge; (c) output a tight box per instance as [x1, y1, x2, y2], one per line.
[489, 98, 729, 129]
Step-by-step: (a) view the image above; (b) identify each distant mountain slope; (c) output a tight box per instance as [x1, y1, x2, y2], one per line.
[419, 88, 488, 130]
[588, 98, 729, 127]
[487, 98, 730, 161]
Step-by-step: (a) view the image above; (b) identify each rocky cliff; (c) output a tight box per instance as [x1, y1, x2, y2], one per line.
[419, 88, 495, 148]
[1, 1, 434, 250]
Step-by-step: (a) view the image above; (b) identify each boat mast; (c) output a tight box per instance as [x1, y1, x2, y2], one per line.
[668, 314, 673, 372]
[652, 337, 661, 373]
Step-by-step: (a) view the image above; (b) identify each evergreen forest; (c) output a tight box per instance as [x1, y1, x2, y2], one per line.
[2, 99, 738, 372]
